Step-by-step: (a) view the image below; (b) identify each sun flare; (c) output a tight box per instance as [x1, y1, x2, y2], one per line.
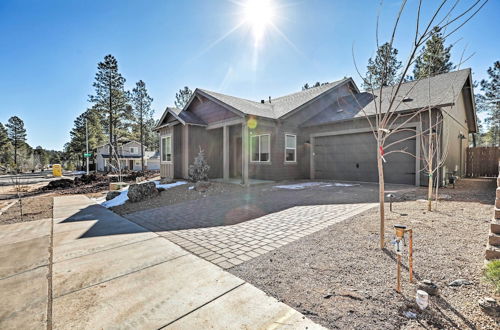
[242, 0, 276, 47]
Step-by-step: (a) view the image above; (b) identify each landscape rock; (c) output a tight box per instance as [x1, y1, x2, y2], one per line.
[418, 280, 439, 296]
[127, 182, 158, 203]
[195, 181, 211, 192]
[448, 279, 472, 287]
[160, 178, 175, 184]
[44, 179, 74, 190]
[106, 191, 121, 201]
[478, 297, 500, 317]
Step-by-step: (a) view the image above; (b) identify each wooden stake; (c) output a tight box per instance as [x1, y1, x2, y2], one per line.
[409, 229, 413, 283]
[397, 253, 402, 292]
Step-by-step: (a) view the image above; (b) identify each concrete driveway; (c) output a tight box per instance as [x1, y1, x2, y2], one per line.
[1, 195, 322, 329]
[125, 181, 413, 268]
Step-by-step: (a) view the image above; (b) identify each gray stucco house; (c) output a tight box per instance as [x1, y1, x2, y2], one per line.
[155, 69, 476, 186]
[96, 141, 160, 172]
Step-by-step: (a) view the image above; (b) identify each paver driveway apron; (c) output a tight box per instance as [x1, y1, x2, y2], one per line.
[1, 195, 324, 329]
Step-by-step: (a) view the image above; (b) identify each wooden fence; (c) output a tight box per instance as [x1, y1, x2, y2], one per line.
[466, 147, 500, 177]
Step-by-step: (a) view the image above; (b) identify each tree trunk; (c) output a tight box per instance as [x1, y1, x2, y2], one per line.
[377, 140, 385, 249]
[140, 106, 144, 172]
[427, 109, 433, 211]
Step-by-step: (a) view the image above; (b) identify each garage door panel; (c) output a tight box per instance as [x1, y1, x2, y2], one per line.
[313, 131, 416, 185]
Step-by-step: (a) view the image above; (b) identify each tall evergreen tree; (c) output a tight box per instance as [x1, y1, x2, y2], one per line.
[363, 42, 402, 89]
[476, 61, 500, 146]
[88, 55, 130, 167]
[413, 28, 454, 79]
[174, 86, 193, 109]
[0, 123, 12, 168]
[68, 108, 106, 168]
[131, 80, 154, 170]
[6, 116, 27, 166]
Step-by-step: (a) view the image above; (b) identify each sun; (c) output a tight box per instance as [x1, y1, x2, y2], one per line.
[242, 0, 276, 47]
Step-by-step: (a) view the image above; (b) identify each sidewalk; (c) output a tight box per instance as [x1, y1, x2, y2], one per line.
[1, 195, 323, 329]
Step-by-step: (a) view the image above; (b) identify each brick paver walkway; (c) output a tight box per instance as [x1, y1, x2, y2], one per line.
[159, 203, 375, 268]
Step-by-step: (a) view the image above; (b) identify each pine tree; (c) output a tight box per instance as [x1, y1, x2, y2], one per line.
[131, 80, 154, 170]
[476, 61, 500, 146]
[413, 28, 454, 79]
[188, 147, 210, 182]
[302, 82, 328, 90]
[174, 86, 193, 109]
[88, 55, 130, 167]
[363, 42, 402, 89]
[6, 116, 27, 166]
[144, 118, 159, 151]
[68, 108, 106, 167]
[0, 123, 13, 168]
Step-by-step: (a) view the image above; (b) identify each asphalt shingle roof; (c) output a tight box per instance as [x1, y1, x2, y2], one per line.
[358, 68, 471, 117]
[198, 78, 349, 119]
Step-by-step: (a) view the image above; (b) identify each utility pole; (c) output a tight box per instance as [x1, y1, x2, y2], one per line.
[86, 118, 89, 175]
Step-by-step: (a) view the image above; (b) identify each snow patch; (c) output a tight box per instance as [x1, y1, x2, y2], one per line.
[100, 180, 187, 208]
[274, 182, 358, 190]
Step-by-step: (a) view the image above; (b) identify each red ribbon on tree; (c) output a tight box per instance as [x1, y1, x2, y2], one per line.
[379, 146, 387, 163]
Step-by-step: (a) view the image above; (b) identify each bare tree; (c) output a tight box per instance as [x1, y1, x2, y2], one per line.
[353, 0, 487, 248]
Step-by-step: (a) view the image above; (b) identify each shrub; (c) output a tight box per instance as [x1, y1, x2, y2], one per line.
[485, 260, 500, 292]
[189, 147, 210, 182]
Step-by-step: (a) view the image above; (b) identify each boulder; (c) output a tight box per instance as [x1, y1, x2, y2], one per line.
[479, 297, 500, 317]
[106, 191, 121, 201]
[160, 177, 175, 184]
[418, 280, 439, 296]
[127, 182, 158, 203]
[448, 279, 471, 287]
[195, 181, 211, 192]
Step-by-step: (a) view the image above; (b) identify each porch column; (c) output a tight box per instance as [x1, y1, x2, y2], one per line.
[241, 120, 249, 185]
[223, 125, 229, 180]
[182, 125, 189, 179]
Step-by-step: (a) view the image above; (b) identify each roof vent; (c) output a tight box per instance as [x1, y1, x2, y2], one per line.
[269, 96, 272, 103]
[402, 97, 413, 102]
[261, 100, 265, 104]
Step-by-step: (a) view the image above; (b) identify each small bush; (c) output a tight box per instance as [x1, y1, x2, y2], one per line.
[485, 260, 500, 292]
[189, 147, 210, 182]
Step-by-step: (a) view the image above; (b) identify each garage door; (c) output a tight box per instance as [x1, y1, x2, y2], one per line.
[313, 131, 416, 185]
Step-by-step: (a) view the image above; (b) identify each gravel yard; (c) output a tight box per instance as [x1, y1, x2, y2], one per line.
[230, 178, 499, 329]
[0, 196, 53, 225]
[110, 181, 247, 215]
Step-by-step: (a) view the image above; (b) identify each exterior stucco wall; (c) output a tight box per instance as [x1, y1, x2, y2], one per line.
[441, 88, 469, 180]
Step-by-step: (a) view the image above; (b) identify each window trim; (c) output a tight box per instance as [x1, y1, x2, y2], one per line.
[250, 133, 271, 163]
[161, 135, 172, 163]
[284, 134, 297, 163]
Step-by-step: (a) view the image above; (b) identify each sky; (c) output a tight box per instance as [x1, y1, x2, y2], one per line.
[0, 0, 498, 150]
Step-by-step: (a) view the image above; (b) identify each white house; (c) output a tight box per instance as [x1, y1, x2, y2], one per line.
[95, 141, 160, 172]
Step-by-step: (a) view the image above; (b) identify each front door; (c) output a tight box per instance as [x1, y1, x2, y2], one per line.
[129, 159, 134, 170]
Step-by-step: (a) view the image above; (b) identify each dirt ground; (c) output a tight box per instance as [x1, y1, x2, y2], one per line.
[230, 178, 499, 329]
[0, 196, 53, 225]
[111, 181, 247, 215]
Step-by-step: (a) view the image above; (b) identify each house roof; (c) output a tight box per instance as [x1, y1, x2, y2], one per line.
[301, 92, 375, 127]
[155, 107, 206, 129]
[358, 68, 471, 117]
[195, 78, 351, 120]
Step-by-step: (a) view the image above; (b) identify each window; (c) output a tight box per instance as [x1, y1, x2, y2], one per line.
[161, 136, 172, 162]
[250, 134, 270, 162]
[130, 147, 138, 154]
[285, 134, 296, 162]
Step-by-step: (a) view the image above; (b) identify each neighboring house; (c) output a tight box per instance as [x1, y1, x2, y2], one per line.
[95, 141, 159, 172]
[155, 69, 476, 186]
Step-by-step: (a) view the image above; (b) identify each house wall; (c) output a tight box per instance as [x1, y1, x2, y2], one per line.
[188, 125, 223, 178]
[441, 87, 469, 180]
[159, 126, 174, 178]
[245, 83, 356, 181]
[190, 96, 239, 123]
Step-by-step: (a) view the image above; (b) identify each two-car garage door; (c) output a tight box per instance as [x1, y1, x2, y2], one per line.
[313, 131, 416, 185]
